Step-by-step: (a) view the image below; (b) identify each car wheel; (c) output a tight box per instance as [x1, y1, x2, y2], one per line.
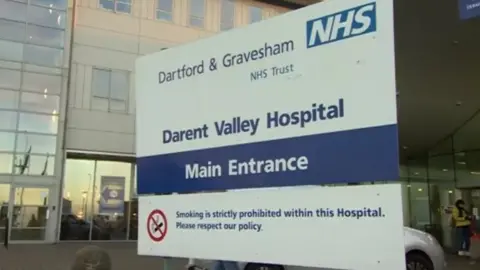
[406, 252, 434, 270]
[244, 263, 284, 270]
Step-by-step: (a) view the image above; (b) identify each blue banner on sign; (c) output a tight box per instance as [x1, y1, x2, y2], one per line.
[99, 176, 125, 214]
[459, 0, 480, 20]
[137, 124, 399, 194]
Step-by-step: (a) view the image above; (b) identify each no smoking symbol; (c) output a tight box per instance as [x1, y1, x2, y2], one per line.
[147, 209, 168, 242]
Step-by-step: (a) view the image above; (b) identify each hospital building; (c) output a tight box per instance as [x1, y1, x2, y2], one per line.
[0, 0, 479, 252]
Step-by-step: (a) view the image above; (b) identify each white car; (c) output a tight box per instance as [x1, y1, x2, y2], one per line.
[193, 227, 445, 270]
[234, 227, 446, 270]
[192, 188, 446, 270]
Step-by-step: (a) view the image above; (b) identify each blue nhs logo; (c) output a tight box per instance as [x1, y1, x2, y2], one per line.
[306, 3, 377, 48]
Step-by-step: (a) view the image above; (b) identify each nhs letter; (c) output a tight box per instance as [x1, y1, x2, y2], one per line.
[306, 3, 377, 48]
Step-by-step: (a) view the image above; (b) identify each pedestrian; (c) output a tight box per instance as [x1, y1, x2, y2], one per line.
[452, 199, 473, 256]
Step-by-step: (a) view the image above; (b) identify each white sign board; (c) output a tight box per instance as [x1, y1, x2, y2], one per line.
[135, 0, 398, 194]
[138, 184, 405, 270]
[135, 0, 403, 268]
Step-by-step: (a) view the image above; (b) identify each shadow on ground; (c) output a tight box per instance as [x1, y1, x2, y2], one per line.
[0, 243, 477, 270]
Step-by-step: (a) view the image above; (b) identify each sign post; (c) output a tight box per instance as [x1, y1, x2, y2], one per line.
[135, 0, 402, 269]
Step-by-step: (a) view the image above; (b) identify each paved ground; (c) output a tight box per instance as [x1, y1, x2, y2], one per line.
[445, 254, 477, 269]
[1, 243, 189, 270]
[0, 242, 477, 269]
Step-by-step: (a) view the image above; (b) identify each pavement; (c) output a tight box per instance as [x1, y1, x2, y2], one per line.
[0, 243, 184, 270]
[445, 254, 478, 269]
[0, 242, 477, 270]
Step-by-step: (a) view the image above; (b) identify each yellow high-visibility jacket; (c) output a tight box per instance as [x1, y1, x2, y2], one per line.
[452, 207, 471, 227]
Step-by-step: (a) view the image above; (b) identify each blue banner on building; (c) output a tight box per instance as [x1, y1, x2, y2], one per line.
[99, 176, 125, 214]
[459, 0, 480, 20]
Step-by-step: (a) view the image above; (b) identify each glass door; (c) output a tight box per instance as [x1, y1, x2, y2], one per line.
[8, 185, 52, 242]
[463, 189, 480, 232]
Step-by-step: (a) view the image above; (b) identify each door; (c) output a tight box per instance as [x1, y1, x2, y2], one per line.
[462, 189, 480, 232]
[7, 184, 56, 243]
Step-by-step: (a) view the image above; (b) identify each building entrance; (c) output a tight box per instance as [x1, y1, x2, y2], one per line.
[0, 183, 58, 243]
[460, 188, 480, 233]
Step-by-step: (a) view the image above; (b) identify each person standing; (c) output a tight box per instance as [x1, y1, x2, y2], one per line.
[452, 199, 473, 256]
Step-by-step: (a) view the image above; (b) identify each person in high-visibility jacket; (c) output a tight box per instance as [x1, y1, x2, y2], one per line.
[452, 199, 473, 256]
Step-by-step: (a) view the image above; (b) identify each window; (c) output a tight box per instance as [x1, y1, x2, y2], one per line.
[24, 64, 62, 75]
[23, 44, 63, 67]
[18, 112, 58, 134]
[15, 133, 57, 155]
[248, 6, 262, 24]
[91, 68, 129, 113]
[0, 154, 13, 174]
[0, 19, 26, 42]
[0, 184, 8, 203]
[61, 159, 135, 241]
[20, 92, 60, 115]
[189, 0, 204, 28]
[22, 72, 62, 94]
[26, 24, 65, 48]
[0, 132, 15, 151]
[220, 0, 235, 31]
[62, 159, 95, 237]
[99, 0, 114, 10]
[13, 154, 54, 175]
[115, 0, 131, 13]
[156, 0, 173, 21]
[30, 0, 68, 10]
[0, 40, 23, 62]
[99, 0, 132, 14]
[93, 161, 132, 240]
[0, 69, 21, 89]
[27, 5, 65, 29]
[0, 0, 27, 22]
[133, 164, 137, 198]
[0, 89, 19, 110]
[0, 111, 17, 130]
[93, 161, 131, 215]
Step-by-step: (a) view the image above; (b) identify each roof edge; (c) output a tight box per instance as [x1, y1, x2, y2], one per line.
[255, 0, 306, 10]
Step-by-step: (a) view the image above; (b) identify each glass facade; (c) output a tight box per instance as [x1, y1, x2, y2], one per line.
[307, 109, 480, 249]
[60, 158, 138, 241]
[0, 0, 273, 243]
[0, 184, 10, 242]
[397, 110, 480, 249]
[0, 0, 66, 176]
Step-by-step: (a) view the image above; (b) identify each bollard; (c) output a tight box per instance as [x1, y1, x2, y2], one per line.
[71, 245, 112, 270]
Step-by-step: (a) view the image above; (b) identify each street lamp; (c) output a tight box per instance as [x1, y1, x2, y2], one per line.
[81, 191, 87, 217]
